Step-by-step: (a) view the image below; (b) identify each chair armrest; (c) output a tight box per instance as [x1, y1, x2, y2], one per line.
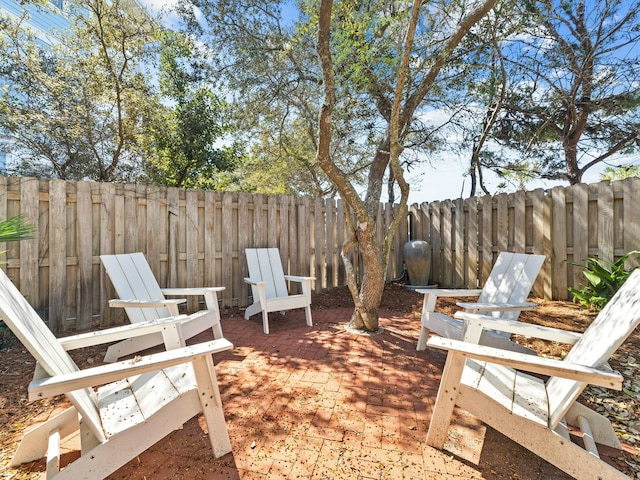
[426, 336, 622, 389]
[162, 287, 224, 311]
[161, 287, 225, 296]
[417, 288, 484, 315]
[243, 277, 265, 286]
[29, 338, 234, 401]
[108, 298, 186, 309]
[58, 314, 193, 350]
[454, 312, 583, 344]
[284, 275, 316, 283]
[457, 301, 537, 312]
[416, 288, 483, 298]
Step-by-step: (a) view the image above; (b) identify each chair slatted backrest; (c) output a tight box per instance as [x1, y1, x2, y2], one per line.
[478, 252, 545, 321]
[246, 248, 289, 300]
[101, 253, 170, 323]
[0, 268, 106, 442]
[547, 268, 640, 427]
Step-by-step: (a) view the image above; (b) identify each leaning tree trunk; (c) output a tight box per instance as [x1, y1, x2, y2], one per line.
[342, 224, 385, 332]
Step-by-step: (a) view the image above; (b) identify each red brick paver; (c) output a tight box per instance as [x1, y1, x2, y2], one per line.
[73, 308, 575, 478]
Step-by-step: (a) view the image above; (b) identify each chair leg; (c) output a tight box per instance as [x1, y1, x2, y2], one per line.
[305, 306, 313, 327]
[425, 351, 466, 448]
[262, 310, 270, 334]
[416, 326, 430, 351]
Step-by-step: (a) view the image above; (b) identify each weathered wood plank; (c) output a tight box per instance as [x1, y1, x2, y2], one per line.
[496, 193, 508, 253]
[221, 193, 233, 307]
[268, 194, 278, 248]
[100, 182, 116, 326]
[552, 187, 568, 300]
[314, 197, 324, 291]
[531, 189, 546, 298]
[480, 195, 493, 284]
[145, 186, 160, 276]
[0, 177, 6, 266]
[123, 184, 138, 252]
[167, 188, 180, 288]
[454, 198, 464, 287]
[597, 181, 614, 263]
[572, 183, 589, 289]
[76, 181, 93, 330]
[466, 197, 478, 288]
[623, 178, 640, 268]
[513, 190, 526, 253]
[430, 201, 442, 285]
[325, 198, 335, 288]
[203, 190, 216, 288]
[185, 189, 199, 311]
[237, 193, 250, 307]
[336, 199, 345, 286]
[49, 180, 66, 332]
[442, 200, 453, 287]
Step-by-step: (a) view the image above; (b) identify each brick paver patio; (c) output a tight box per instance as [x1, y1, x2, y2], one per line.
[95, 306, 576, 480]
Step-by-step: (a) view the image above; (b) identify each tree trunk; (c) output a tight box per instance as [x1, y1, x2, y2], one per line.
[343, 225, 385, 332]
[564, 138, 582, 184]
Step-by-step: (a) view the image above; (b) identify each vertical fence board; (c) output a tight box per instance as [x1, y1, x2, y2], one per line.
[513, 190, 525, 253]
[76, 181, 93, 330]
[268, 195, 278, 248]
[430, 201, 442, 285]
[185, 190, 199, 310]
[114, 187, 125, 253]
[480, 195, 492, 283]
[454, 198, 464, 287]
[236, 193, 249, 305]
[496, 194, 508, 253]
[623, 178, 640, 268]
[299, 197, 311, 278]
[48, 180, 66, 331]
[542, 191, 553, 299]
[531, 189, 546, 298]
[441, 200, 453, 287]
[289, 197, 299, 279]
[336, 199, 345, 286]
[598, 181, 614, 262]
[123, 184, 138, 252]
[99, 182, 115, 325]
[204, 190, 216, 287]
[0, 177, 6, 266]
[466, 197, 478, 288]
[221, 193, 233, 307]
[551, 186, 568, 300]
[572, 184, 589, 289]
[146, 187, 160, 275]
[167, 188, 179, 287]
[19, 178, 39, 313]
[325, 198, 335, 287]
[278, 195, 290, 263]
[314, 197, 324, 291]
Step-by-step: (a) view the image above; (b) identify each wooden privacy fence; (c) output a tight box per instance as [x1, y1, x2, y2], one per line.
[0, 176, 406, 333]
[1, 175, 639, 334]
[409, 178, 640, 301]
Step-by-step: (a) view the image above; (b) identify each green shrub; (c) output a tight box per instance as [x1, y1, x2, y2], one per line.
[567, 251, 640, 311]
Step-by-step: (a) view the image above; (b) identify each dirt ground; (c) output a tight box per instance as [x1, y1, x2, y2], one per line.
[1, 282, 639, 479]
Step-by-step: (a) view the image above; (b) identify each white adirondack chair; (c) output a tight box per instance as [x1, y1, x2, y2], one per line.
[101, 252, 225, 362]
[244, 248, 314, 334]
[416, 252, 545, 354]
[0, 267, 233, 479]
[426, 268, 640, 480]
